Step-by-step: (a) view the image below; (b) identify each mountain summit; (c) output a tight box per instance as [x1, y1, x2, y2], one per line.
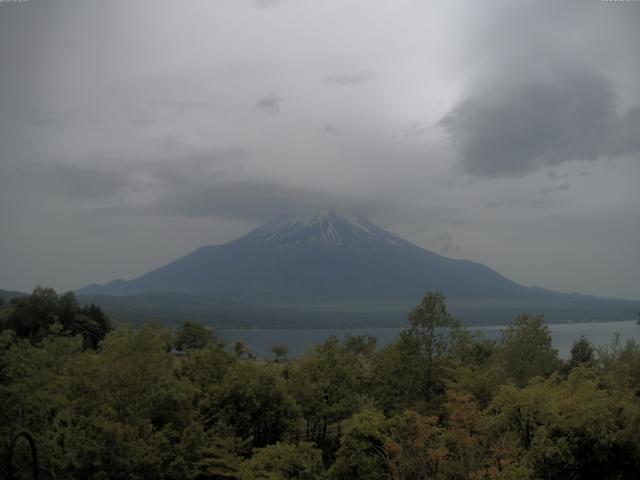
[241, 212, 403, 248]
[79, 212, 529, 303]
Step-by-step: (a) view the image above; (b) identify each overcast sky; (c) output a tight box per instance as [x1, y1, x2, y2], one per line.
[1, 0, 639, 300]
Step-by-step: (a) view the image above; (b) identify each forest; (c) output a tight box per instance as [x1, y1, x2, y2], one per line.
[1, 288, 640, 479]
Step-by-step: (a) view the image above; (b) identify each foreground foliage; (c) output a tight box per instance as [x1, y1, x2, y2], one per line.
[1, 289, 640, 479]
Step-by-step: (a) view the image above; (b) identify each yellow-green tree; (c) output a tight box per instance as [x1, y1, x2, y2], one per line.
[239, 442, 324, 480]
[490, 367, 640, 479]
[329, 408, 389, 480]
[384, 410, 448, 480]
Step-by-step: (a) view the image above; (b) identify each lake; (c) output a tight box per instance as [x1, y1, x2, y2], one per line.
[219, 320, 640, 359]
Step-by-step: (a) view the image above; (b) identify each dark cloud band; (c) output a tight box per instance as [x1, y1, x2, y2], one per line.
[440, 68, 640, 178]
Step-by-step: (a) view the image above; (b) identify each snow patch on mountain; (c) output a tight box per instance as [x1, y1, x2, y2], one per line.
[244, 212, 404, 247]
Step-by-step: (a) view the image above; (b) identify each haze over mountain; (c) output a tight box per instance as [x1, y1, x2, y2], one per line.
[78, 213, 637, 326]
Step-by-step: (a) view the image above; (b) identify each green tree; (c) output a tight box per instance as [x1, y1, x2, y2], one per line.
[69, 325, 198, 478]
[76, 302, 112, 348]
[239, 442, 324, 480]
[202, 362, 299, 448]
[598, 336, 640, 395]
[0, 332, 88, 479]
[179, 344, 236, 393]
[499, 314, 559, 387]
[402, 292, 459, 393]
[447, 330, 502, 408]
[329, 408, 389, 480]
[271, 343, 289, 362]
[174, 320, 216, 350]
[0, 298, 12, 331]
[343, 334, 377, 356]
[57, 290, 78, 328]
[0, 322, 245, 479]
[288, 337, 365, 444]
[234, 340, 251, 358]
[569, 335, 596, 369]
[491, 368, 640, 479]
[168, 421, 241, 480]
[374, 292, 459, 412]
[5, 287, 111, 348]
[7, 286, 59, 342]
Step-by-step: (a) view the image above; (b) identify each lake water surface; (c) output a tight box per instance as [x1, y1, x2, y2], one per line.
[219, 320, 640, 359]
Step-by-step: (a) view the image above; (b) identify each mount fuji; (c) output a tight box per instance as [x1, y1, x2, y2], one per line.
[78, 212, 637, 326]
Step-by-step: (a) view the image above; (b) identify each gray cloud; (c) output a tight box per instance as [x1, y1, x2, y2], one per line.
[252, 0, 280, 7]
[440, 218, 466, 227]
[547, 170, 568, 180]
[256, 94, 282, 114]
[540, 181, 570, 194]
[43, 164, 133, 200]
[402, 120, 429, 139]
[440, 68, 640, 178]
[0, 160, 133, 201]
[0, 147, 250, 206]
[149, 180, 380, 221]
[609, 106, 640, 156]
[144, 149, 249, 186]
[431, 232, 460, 255]
[324, 71, 373, 86]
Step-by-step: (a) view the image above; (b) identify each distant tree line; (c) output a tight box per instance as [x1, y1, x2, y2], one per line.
[1, 290, 640, 479]
[0, 286, 111, 348]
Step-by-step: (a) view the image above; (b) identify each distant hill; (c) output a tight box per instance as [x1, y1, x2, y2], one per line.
[78, 212, 638, 327]
[0, 288, 28, 302]
[75, 290, 637, 329]
[75, 291, 409, 329]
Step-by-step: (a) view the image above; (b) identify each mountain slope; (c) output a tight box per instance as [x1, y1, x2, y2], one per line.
[79, 212, 532, 303]
[0, 288, 28, 302]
